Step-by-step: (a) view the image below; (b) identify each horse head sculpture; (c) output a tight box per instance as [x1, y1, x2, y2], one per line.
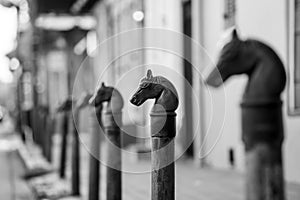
[56, 97, 74, 113]
[76, 92, 93, 109]
[130, 69, 178, 112]
[206, 28, 286, 101]
[89, 82, 124, 113]
[206, 29, 287, 199]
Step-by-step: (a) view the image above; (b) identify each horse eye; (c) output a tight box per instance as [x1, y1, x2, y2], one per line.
[140, 83, 150, 88]
[221, 45, 239, 60]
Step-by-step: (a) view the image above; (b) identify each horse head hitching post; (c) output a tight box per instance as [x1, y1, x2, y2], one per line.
[71, 92, 93, 196]
[206, 29, 286, 200]
[87, 90, 103, 200]
[56, 97, 73, 179]
[130, 69, 179, 200]
[90, 82, 124, 200]
[56, 95, 88, 196]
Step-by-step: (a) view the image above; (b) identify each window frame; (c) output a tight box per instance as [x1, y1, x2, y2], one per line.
[223, 0, 236, 29]
[288, 0, 300, 115]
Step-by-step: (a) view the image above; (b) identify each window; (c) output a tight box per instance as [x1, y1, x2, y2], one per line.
[224, 0, 236, 29]
[288, 0, 300, 115]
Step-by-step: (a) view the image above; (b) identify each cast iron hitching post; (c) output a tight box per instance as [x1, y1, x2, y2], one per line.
[90, 83, 124, 200]
[56, 97, 73, 179]
[206, 29, 286, 200]
[71, 93, 93, 196]
[87, 93, 102, 200]
[130, 70, 179, 200]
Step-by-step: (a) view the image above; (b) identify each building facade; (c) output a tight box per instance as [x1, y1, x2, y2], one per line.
[90, 0, 300, 183]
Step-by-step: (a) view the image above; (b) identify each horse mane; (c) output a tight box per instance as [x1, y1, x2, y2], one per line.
[245, 40, 280, 56]
[241, 39, 286, 100]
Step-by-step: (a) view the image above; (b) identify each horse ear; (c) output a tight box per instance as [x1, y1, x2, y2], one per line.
[232, 29, 239, 40]
[101, 82, 105, 87]
[146, 69, 153, 79]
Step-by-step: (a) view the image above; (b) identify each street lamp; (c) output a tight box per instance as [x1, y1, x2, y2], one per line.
[9, 57, 20, 71]
[132, 10, 144, 22]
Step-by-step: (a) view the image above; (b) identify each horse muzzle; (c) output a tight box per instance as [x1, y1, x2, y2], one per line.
[205, 67, 224, 87]
[130, 95, 138, 105]
[130, 95, 144, 106]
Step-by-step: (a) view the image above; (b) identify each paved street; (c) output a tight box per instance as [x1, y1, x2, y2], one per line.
[56, 134, 300, 200]
[122, 161, 300, 200]
[1, 132, 300, 200]
[0, 143, 35, 200]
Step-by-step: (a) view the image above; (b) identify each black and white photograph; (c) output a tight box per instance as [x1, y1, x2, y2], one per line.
[0, 0, 299, 199]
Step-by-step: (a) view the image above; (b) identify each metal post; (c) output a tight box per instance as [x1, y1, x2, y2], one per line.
[73, 93, 95, 198]
[103, 110, 122, 200]
[56, 98, 72, 178]
[205, 30, 286, 200]
[44, 112, 55, 162]
[56, 96, 88, 195]
[130, 70, 179, 200]
[151, 111, 176, 200]
[88, 105, 102, 200]
[89, 83, 123, 200]
[58, 93, 92, 196]
[71, 108, 80, 196]
[39, 106, 49, 158]
[59, 111, 69, 178]
[241, 100, 285, 200]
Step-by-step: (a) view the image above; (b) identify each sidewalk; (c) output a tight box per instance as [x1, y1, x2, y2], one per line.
[122, 161, 300, 200]
[0, 147, 35, 200]
[2, 131, 300, 200]
[0, 116, 35, 200]
[59, 133, 300, 200]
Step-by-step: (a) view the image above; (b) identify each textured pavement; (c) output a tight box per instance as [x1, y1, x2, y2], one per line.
[1, 132, 300, 200]
[0, 150, 35, 200]
[60, 133, 300, 200]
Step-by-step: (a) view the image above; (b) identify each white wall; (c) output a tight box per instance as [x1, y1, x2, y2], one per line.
[94, 0, 300, 183]
[200, 0, 246, 171]
[201, 0, 300, 183]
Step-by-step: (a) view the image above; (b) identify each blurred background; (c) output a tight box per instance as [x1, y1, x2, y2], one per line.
[0, 0, 300, 200]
